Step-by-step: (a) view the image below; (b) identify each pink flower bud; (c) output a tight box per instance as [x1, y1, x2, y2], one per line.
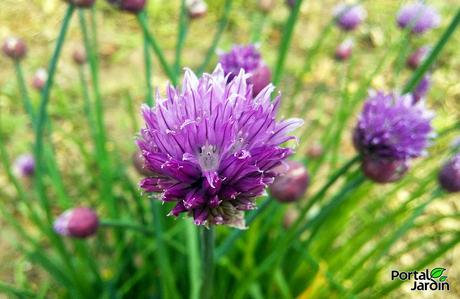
[306, 143, 324, 159]
[438, 154, 460, 193]
[107, 0, 146, 14]
[54, 207, 99, 238]
[186, 0, 207, 19]
[406, 46, 430, 70]
[2, 37, 27, 60]
[270, 160, 309, 203]
[31, 68, 48, 91]
[249, 64, 272, 97]
[258, 0, 275, 13]
[72, 48, 87, 65]
[335, 39, 353, 61]
[361, 157, 408, 184]
[14, 154, 35, 178]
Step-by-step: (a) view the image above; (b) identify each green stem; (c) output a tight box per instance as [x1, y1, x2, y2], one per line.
[143, 31, 154, 106]
[100, 220, 154, 235]
[175, 0, 189, 78]
[186, 221, 201, 299]
[403, 9, 460, 93]
[14, 61, 36, 125]
[200, 227, 215, 299]
[137, 11, 176, 85]
[34, 4, 75, 223]
[273, 0, 304, 85]
[197, 0, 233, 74]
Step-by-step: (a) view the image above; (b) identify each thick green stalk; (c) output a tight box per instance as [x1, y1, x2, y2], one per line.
[403, 9, 460, 93]
[186, 222, 201, 299]
[197, 0, 233, 74]
[200, 227, 215, 299]
[34, 4, 75, 223]
[273, 0, 304, 85]
[137, 11, 177, 85]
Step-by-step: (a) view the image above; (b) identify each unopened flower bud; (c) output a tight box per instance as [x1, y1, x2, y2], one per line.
[54, 207, 99, 238]
[411, 74, 431, 103]
[335, 39, 353, 61]
[361, 157, 408, 184]
[14, 154, 35, 178]
[2, 37, 27, 60]
[107, 0, 146, 13]
[334, 4, 367, 31]
[186, 0, 207, 19]
[438, 154, 460, 193]
[407, 46, 430, 70]
[32, 68, 48, 91]
[306, 142, 323, 159]
[258, 0, 275, 13]
[72, 48, 87, 65]
[270, 160, 309, 203]
[248, 64, 272, 97]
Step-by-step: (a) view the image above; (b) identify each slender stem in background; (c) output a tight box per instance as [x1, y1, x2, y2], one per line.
[143, 23, 154, 106]
[175, 0, 189, 79]
[99, 220, 154, 235]
[197, 0, 233, 74]
[272, 0, 304, 85]
[34, 4, 75, 223]
[403, 9, 460, 93]
[214, 198, 272, 260]
[137, 11, 177, 85]
[200, 227, 215, 299]
[186, 222, 201, 299]
[14, 61, 36, 125]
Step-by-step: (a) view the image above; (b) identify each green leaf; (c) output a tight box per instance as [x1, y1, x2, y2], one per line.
[430, 268, 446, 279]
[440, 276, 447, 282]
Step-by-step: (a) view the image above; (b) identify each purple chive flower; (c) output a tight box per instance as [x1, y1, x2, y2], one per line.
[397, 3, 440, 34]
[186, 0, 207, 19]
[137, 65, 303, 228]
[361, 156, 408, 183]
[54, 207, 99, 238]
[269, 160, 309, 203]
[407, 46, 431, 70]
[32, 68, 48, 91]
[14, 154, 35, 178]
[353, 91, 434, 161]
[64, 0, 96, 7]
[107, 0, 146, 13]
[335, 39, 353, 61]
[219, 44, 272, 97]
[412, 74, 431, 103]
[333, 4, 367, 31]
[438, 153, 460, 193]
[2, 37, 27, 60]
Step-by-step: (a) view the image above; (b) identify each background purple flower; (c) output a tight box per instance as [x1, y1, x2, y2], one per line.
[438, 153, 460, 193]
[14, 154, 35, 178]
[397, 3, 440, 34]
[407, 46, 431, 70]
[353, 91, 434, 161]
[333, 4, 367, 31]
[412, 74, 431, 103]
[137, 65, 303, 228]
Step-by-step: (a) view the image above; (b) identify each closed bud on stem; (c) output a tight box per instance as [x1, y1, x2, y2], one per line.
[306, 142, 323, 159]
[54, 207, 99, 238]
[335, 39, 353, 61]
[72, 48, 87, 65]
[258, 0, 275, 13]
[438, 154, 460, 193]
[186, 0, 207, 19]
[2, 37, 27, 60]
[407, 46, 430, 70]
[32, 68, 48, 91]
[270, 160, 309, 203]
[107, 0, 146, 14]
[361, 157, 408, 184]
[14, 154, 35, 178]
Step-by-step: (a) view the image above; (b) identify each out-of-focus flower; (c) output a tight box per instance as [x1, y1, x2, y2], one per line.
[335, 39, 353, 61]
[269, 160, 309, 203]
[306, 142, 323, 159]
[439, 153, 460, 193]
[258, 0, 275, 13]
[412, 74, 431, 103]
[2, 37, 27, 60]
[333, 4, 367, 31]
[397, 3, 440, 34]
[132, 150, 156, 176]
[353, 91, 434, 183]
[64, 0, 95, 7]
[186, 0, 207, 19]
[32, 68, 48, 91]
[361, 156, 408, 183]
[407, 46, 431, 70]
[72, 48, 87, 65]
[219, 44, 272, 97]
[137, 65, 303, 228]
[54, 207, 99, 238]
[14, 154, 35, 178]
[283, 208, 299, 229]
[285, 0, 296, 9]
[107, 0, 146, 13]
